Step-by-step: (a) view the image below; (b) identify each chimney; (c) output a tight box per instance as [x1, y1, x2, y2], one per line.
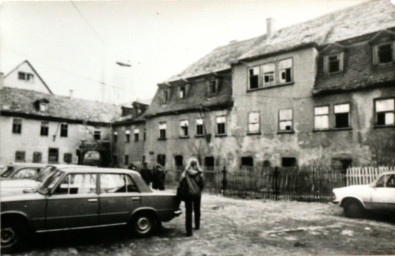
[69, 89, 73, 99]
[266, 17, 276, 38]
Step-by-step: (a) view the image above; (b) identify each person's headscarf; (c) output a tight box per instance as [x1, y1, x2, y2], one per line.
[181, 157, 202, 178]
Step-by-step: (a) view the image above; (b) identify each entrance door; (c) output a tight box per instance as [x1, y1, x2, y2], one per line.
[46, 173, 99, 229]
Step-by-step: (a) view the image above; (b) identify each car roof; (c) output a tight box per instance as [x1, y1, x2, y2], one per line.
[56, 167, 139, 175]
[8, 163, 48, 168]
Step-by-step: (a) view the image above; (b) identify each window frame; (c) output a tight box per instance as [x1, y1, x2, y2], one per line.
[60, 123, 68, 137]
[314, 105, 330, 131]
[179, 120, 189, 138]
[94, 130, 101, 140]
[158, 122, 167, 140]
[278, 58, 294, 85]
[247, 111, 261, 134]
[179, 85, 186, 99]
[40, 121, 49, 136]
[324, 52, 344, 74]
[333, 103, 351, 129]
[248, 67, 260, 90]
[134, 129, 140, 142]
[374, 97, 395, 127]
[12, 118, 22, 134]
[373, 41, 395, 65]
[216, 116, 226, 136]
[125, 130, 131, 143]
[278, 109, 293, 133]
[196, 118, 204, 136]
[15, 151, 26, 162]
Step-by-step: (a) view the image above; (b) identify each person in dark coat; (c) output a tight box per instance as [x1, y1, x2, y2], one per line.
[178, 157, 204, 236]
[152, 164, 166, 190]
[139, 162, 153, 187]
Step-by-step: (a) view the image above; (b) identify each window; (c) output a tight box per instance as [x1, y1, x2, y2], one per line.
[373, 41, 395, 65]
[324, 53, 344, 74]
[100, 174, 138, 193]
[248, 112, 260, 134]
[113, 131, 118, 142]
[216, 116, 226, 135]
[157, 154, 166, 166]
[33, 152, 42, 163]
[134, 129, 140, 142]
[125, 130, 131, 143]
[180, 120, 189, 137]
[204, 157, 215, 171]
[39, 102, 48, 112]
[13, 168, 38, 179]
[278, 109, 293, 132]
[241, 157, 254, 168]
[262, 63, 275, 87]
[162, 87, 171, 104]
[60, 123, 68, 137]
[124, 155, 129, 166]
[334, 103, 350, 128]
[40, 121, 49, 136]
[94, 130, 101, 140]
[179, 86, 186, 99]
[314, 106, 329, 130]
[48, 148, 59, 163]
[278, 58, 293, 84]
[175, 155, 184, 170]
[15, 151, 25, 162]
[159, 122, 166, 139]
[64, 153, 72, 164]
[54, 174, 97, 195]
[248, 67, 259, 89]
[12, 118, 22, 134]
[18, 71, 34, 82]
[196, 119, 204, 136]
[375, 98, 394, 126]
[209, 80, 219, 96]
[282, 157, 297, 167]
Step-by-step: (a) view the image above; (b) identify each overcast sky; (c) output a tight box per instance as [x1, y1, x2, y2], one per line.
[0, 0, 366, 104]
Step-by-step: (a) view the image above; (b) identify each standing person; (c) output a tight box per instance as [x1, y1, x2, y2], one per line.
[152, 164, 166, 190]
[177, 158, 204, 237]
[139, 162, 153, 187]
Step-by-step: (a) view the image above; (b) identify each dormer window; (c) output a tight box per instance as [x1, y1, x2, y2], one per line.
[161, 87, 172, 104]
[179, 86, 186, 99]
[376, 43, 393, 64]
[18, 72, 34, 82]
[324, 53, 344, 74]
[370, 30, 395, 66]
[39, 102, 48, 112]
[207, 79, 220, 97]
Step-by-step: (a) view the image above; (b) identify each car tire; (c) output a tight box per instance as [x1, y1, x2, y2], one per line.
[132, 213, 157, 237]
[344, 200, 365, 218]
[1, 219, 27, 253]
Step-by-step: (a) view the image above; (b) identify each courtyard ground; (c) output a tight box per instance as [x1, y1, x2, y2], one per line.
[6, 193, 395, 256]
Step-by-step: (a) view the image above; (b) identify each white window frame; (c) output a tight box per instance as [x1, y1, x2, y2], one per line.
[262, 63, 275, 87]
[216, 116, 226, 135]
[159, 122, 167, 139]
[314, 106, 330, 130]
[373, 41, 395, 65]
[375, 98, 395, 126]
[248, 112, 260, 134]
[196, 118, 204, 136]
[248, 67, 260, 90]
[278, 58, 293, 84]
[278, 109, 293, 132]
[180, 120, 189, 137]
[334, 103, 350, 128]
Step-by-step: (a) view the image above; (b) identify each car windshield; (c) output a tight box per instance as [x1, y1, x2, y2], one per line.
[38, 170, 63, 194]
[35, 166, 56, 182]
[0, 167, 14, 178]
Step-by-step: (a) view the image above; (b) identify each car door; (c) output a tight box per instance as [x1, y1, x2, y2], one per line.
[45, 173, 99, 230]
[370, 174, 395, 211]
[99, 173, 141, 225]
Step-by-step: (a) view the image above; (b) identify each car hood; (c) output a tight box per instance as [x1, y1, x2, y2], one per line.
[1, 192, 45, 202]
[151, 190, 177, 196]
[0, 179, 40, 189]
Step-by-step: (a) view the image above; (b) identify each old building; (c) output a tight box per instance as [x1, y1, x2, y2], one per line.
[144, 0, 395, 172]
[0, 61, 121, 166]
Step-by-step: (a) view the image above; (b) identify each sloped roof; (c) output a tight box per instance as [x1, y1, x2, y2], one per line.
[167, 0, 395, 82]
[0, 87, 121, 124]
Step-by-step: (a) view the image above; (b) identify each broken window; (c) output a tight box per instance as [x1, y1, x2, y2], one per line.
[248, 67, 259, 89]
[262, 63, 275, 87]
[375, 98, 394, 126]
[216, 116, 226, 135]
[125, 130, 131, 143]
[179, 86, 186, 99]
[279, 109, 293, 132]
[180, 120, 189, 137]
[134, 129, 140, 142]
[48, 148, 59, 163]
[204, 156, 215, 171]
[94, 130, 101, 140]
[278, 58, 293, 84]
[40, 121, 49, 136]
[282, 157, 297, 167]
[15, 151, 25, 162]
[12, 118, 22, 134]
[334, 103, 350, 128]
[196, 118, 204, 136]
[241, 157, 254, 167]
[60, 123, 68, 137]
[159, 122, 167, 139]
[248, 112, 260, 134]
[314, 106, 329, 130]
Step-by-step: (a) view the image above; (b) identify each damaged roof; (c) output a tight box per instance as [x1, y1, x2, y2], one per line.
[0, 87, 121, 124]
[167, 0, 395, 83]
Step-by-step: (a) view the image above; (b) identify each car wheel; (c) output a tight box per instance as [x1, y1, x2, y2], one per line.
[1, 219, 27, 253]
[344, 200, 365, 218]
[132, 213, 157, 237]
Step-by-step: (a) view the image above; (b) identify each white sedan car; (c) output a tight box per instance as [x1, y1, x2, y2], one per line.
[333, 171, 395, 218]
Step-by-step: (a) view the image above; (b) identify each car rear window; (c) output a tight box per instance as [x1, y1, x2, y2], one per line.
[1, 167, 14, 178]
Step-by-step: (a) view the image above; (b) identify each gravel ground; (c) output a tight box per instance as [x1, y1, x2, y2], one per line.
[6, 193, 395, 256]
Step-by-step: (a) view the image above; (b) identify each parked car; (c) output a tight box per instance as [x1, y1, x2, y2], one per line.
[333, 171, 395, 218]
[0, 163, 47, 180]
[0, 164, 85, 196]
[0, 166, 181, 252]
